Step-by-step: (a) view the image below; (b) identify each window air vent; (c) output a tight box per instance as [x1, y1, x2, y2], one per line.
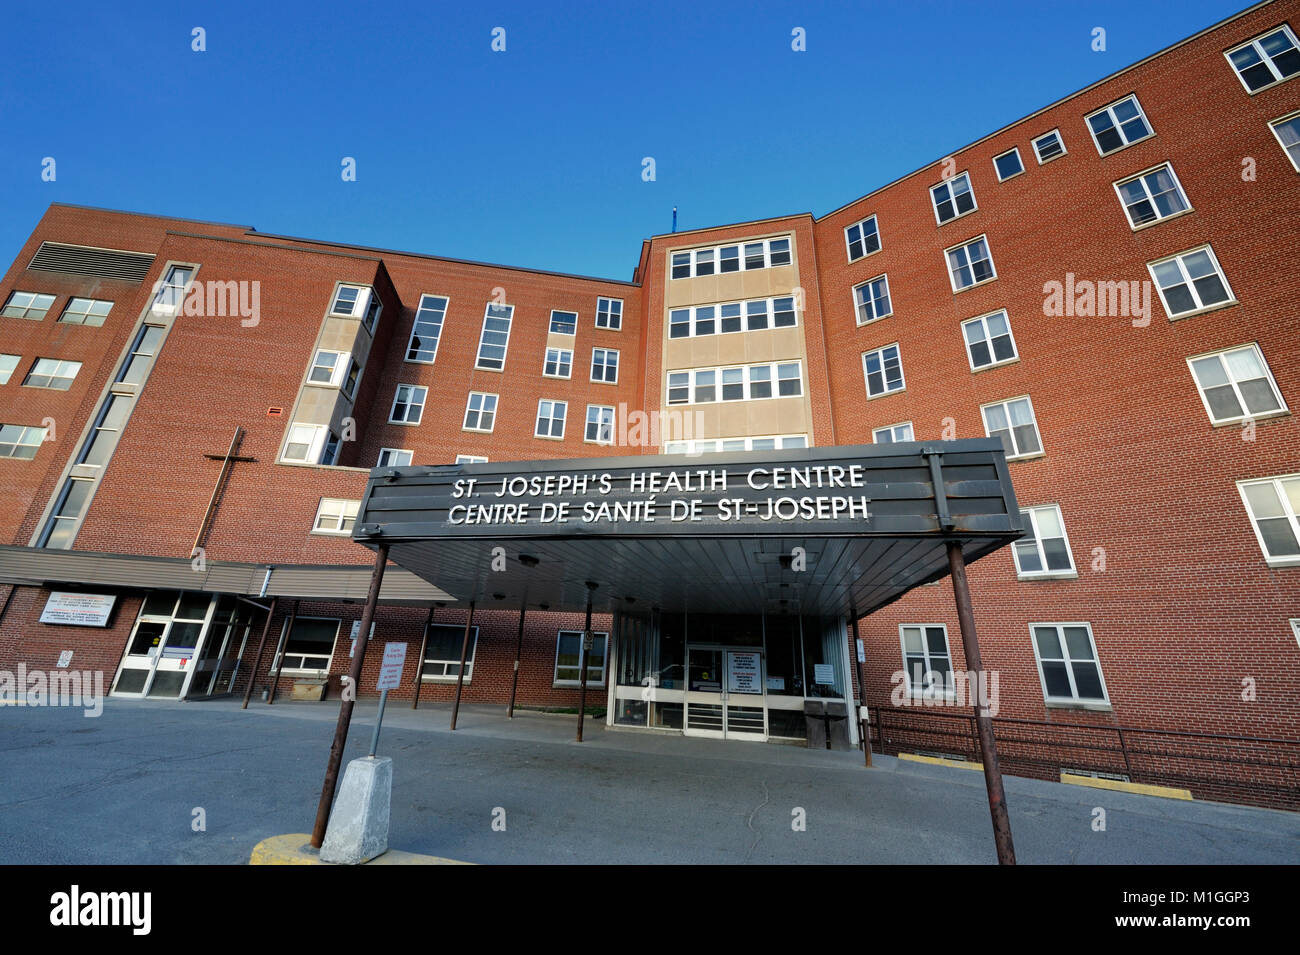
[27, 242, 156, 283]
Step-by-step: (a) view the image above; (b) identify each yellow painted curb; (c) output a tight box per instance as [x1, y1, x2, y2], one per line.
[250, 834, 473, 865]
[1060, 773, 1192, 801]
[899, 753, 983, 771]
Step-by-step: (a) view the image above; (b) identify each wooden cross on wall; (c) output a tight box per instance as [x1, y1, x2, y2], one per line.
[192, 426, 257, 556]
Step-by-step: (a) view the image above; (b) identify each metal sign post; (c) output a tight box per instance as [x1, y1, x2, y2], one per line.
[369, 642, 407, 757]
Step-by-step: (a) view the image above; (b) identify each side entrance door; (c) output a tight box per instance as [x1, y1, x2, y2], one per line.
[684, 645, 768, 741]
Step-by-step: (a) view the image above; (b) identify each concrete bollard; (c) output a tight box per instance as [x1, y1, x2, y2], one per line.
[320, 756, 392, 865]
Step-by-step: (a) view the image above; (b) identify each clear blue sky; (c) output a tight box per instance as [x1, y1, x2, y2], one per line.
[0, 0, 1252, 281]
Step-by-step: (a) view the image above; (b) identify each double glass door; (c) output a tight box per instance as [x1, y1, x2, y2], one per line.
[684, 645, 767, 740]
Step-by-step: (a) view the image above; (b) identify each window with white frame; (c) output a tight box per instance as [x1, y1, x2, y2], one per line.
[320, 431, 341, 466]
[591, 348, 618, 383]
[0, 354, 18, 385]
[275, 617, 339, 674]
[993, 148, 1023, 181]
[389, 384, 427, 424]
[1148, 246, 1233, 318]
[585, 405, 614, 444]
[663, 434, 808, 454]
[1114, 164, 1189, 228]
[982, 396, 1042, 459]
[550, 310, 577, 335]
[554, 630, 608, 685]
[670, 236, 791, 279]
[1086, 95, 1153, 155]
[535, 399, 567, 439]
[544, 347, 572, 378]
[845, 215, 881, 260]
[455, 454, 488, 464]
[1032, 624, 1107, 703]
[666, 295, 797, 339]
[1014, 505, 1075, 577]
[22, 358, 82, 390]
[665, 361, 802, 405]
[2, 291, 56, 320]
[313, 498, 359, 534]
[1187, 344, 1286, 425]
[341, 359, 361, 399]
[962, 310, 1017, 370]
[1225, 25, 1300, 93]
[595, 297, 623, 329]
[946, 236, 996, 291]
[853, 275, 892, 325]
[1269, 112, 1300, 170]
[931, 172, 976, 224]
[1237, 474, 1300, 565]
[900, 625, 954, 697]
[406, 294, 448, 363]
[281, 424, 328, 463]
[329, 284, 375, 319]
[463, 392, 498, 432]
[377, 448, 413, 467]
[873, 422, 913, 443]
[58, 297, 113, 326]
[308, 349, 349, 386]
[862, 344, 904, 398]
[422, 623, 478, 680]
[475, 303, 514, 370]
[0, 424, 47, 460]
[150, 266, 194, 314]
[1032, 129, 1066, 163]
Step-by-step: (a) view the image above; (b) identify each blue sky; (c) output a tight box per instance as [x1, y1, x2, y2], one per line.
[0, 0, 1251, 281]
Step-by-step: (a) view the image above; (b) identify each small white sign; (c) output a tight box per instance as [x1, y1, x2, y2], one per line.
[377, 642, 407, 691]
[765, 676, 785, 691]
[856, 639, 865, 663]
[349, 620, 376, 640]
[814, 663, 835, 685]
[40, 592, 116, 627]
[56, 650, 73, 669]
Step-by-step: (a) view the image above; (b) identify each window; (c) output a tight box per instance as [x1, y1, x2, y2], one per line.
[962, 310, 1018, 370]
[667, 296, 799, 339]
[0, 355, 18, 385]
[329, 284, 377, 320]
[982, 396, 1042, 459]
[40, 477, 91, 548]
[777, 363, 802, 397]
[873, 422, 914, 443]
[2, 291, 56, 320]
[79, 396, 130, 467]
[281, 424, 327, 463]
[389, 384, 427, 424]
[719, 245, 740, 272]
[320, 430, 342, 466]
[1114, 164, 1189, 228]
[670, 236, 791, 278]
[931, 172, 976, 224]
[845, 215, 881, 260]
[475, 303, 513, 370]
[535, 399, 567, 439]
[1014, 505, 1076, 577]
[1237, 474, 1300, 565]
[666, 362, 801, 404]
[900, 625, 954, 697]
[1269, 112, 1300, 170]
[463, 392, 498, 432]
[308, 350, 348, 386]
[591, 348, 618, 383]
[993, 148, 1024, 181]
[544, 347, 572, 378]
[585, 405, 614, 444]
[1188, 345, 1286, 424]
[58, 297, 113, 326]
[406, 294, 448, 363]
[117, 325, 165, 386]
[768, 238, 792, 266]
[377, 448, 412, 466]
[313, 498, 359, 534]
[946, 235, 996, 291]
[341, 359, 361, 400]
[1086, 95, 1154, 155]
[853, 275, 892, 325]
[150, 266, 194, 314]
[1148, 246, 1233, 318]
[1032, 624, 1107, 704]
[275, 617, 339, 674]
[22, 358, 81, 390]
[663, 434, 807, 455]
[0, 424, 47, 459]
[549, 310, 577, 335]
[595, 297, 623, 330]
[455, 454, 488, 464]
[422, 623, 478, 680]
[1225, 25, 1300, 93]
[1032, 129, 1066, 163]
[554, 630, 608, 685]
[862, 344, 904, 398]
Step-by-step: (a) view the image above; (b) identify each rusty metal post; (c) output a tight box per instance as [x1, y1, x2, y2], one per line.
[577, 582, 596, 742]
[507, 598, 527, 718]
[449, 602, 475, 730]
[266, 599, 298, 705]
[241, 596, 279, 709]
[411, 606, 435, 710]
[946, 540, 1016, 866]
[849, 606, 871, 767]
[309, 544, 388, 849]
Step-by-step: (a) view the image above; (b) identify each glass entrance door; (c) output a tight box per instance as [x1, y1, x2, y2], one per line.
[684, 645, 767, 741]
[111, 592, 216, 698]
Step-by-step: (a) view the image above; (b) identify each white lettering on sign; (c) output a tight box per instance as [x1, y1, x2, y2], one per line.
[377, 642, 407, 691]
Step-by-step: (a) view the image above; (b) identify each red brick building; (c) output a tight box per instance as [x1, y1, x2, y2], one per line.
[1, 0, 1298, 804]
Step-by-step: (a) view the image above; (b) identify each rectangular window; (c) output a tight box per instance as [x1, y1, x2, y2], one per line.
[377, 448, 413, 467]
[773, 297, 796, 328]
[1188, 344, 1286, 425]
[554, 630, 608, 685]
[694, 248, 715, 277]
[1032, 129, 1066, 163]
[776, 362, 801, 397]
[40, 477, 91, 548]
[475, 303, 514, 370]
[585, 405, 614, 444]
[1014, 505, 1076, 577]
[667, 372, 690, 405]
[22, 358, 82, 390]
[873, 422, 914, 443]
[0, 355, 18, 385]
[719, 245, 740, 273]
[743, 243, 766, 270]
[1269, 112, 1300, 170]
[58, 297, 113, 326]
[845, 215, 881, 261]
[982, 396, 1042, 459]
[748, 364, 772, 399]
[544, 347, 572, 378]
[341, 359, 361, 400]
[281, 424, 326, 463]
[666, 362, 800, 403]
[329, 284, 376, 319]
[406, 294, 448, 363]
[313, 498, 359, 534]
[422, 623, 478, 680]
[721, 367, 744, 401]
[549, 310, 577, 335]
[665, 434, 807, 455]
[853, 275, 892, 324]
[321, 431, 341, 466]
[1032, 624, 1107, 703]
[1226, 25, 1300, 93]
[276, 617, 339, 674]
[900, 625, 954, 698]
[591, 347, 618, 383]
[946, 235, 996, 291]
[669, 308, 691, 339]
[1114, 164, 1189, 228]
[1238, 474, 1300, 565]
[768, 238, 791, 266]
[671, 252, 692, 279]
[150, 266, 194, 314]
[745, 300, 770, 331]
[79, 395, 129, 468]
[117, 325, 165, 386]
[595, 297, 623, 329]
[694, 369, 716, 403]
[389, 384, 427, 424]
[535, 399, 567, 439]
[455, 454, 488, 464]
[862, 344, 904, 398]
[463, 392, 498, 432]
[993, 148, 1024, 181]
[1086, 95, 1154, 155]
[670, 237, 790, 278]
[670, 296, 798, 339]
[1148, 246, 1233, 318]
[308, 349, 347, 386]
[0, 423, 48, 459]
[2, 291, 56, 320]
[962, 310, 1018, 370]
[931, 172, 976, 224]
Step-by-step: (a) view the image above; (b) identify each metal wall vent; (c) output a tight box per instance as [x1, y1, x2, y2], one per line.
[27, 241, 156, 283]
